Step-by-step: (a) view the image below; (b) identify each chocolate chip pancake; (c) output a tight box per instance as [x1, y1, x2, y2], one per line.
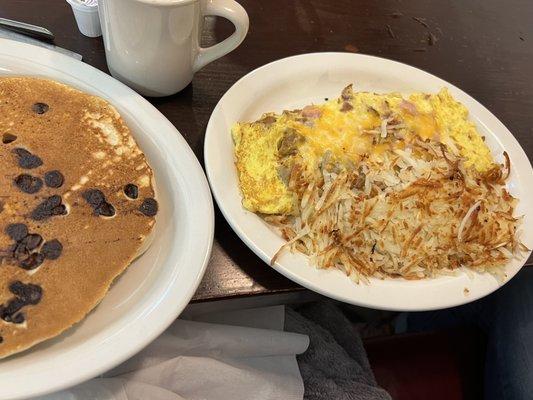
[0, 77, 158, 358]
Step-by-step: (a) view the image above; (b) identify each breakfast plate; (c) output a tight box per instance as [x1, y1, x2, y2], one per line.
[205, 52, 533, 312]
[0, 38, 214, 399]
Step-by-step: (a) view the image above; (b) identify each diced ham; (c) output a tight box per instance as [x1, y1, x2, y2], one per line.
[301, 105, 322, 119]
[399, 99, 418, 115]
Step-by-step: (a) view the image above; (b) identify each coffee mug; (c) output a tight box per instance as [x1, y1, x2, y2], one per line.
[98, 0, 249, 97]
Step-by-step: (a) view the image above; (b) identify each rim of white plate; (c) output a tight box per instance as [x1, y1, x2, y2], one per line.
[0, 38, 214, 399]
[205, 52, 533, 312]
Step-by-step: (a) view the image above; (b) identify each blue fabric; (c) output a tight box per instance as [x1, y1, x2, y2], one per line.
[406, 268, 533, 400]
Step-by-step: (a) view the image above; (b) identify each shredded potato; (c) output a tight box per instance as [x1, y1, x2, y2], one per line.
[267, 131, 527, 282]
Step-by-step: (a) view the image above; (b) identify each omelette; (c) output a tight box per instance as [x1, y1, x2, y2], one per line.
[233, 87, 493, 215]
[233, 85, 526, 281]
[0, 77, 158, 358]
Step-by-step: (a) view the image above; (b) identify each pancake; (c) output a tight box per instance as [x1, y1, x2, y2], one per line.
[0, 77, 158, 359]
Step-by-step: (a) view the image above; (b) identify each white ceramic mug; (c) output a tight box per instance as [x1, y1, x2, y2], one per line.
[98, 0, 249, 97]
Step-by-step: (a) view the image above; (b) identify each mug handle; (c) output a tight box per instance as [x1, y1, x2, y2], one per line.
[193, 0, 249, 72]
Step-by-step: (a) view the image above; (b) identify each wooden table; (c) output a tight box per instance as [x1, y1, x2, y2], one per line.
[2, 0, 532, 302]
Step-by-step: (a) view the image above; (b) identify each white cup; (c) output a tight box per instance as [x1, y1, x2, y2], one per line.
[98, 0, 249, 97]
[66, 0, 102, 38]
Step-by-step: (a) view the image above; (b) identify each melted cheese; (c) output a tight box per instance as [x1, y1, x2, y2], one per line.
[232, 86, 496, 215]
[402, 112, 439, 140]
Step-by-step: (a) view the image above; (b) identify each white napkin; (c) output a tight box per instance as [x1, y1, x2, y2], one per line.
[36, 306, 309, 400]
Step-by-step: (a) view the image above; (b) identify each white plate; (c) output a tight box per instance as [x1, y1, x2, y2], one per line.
[0, 39, 214, 399]
[205, 52, 533, 312]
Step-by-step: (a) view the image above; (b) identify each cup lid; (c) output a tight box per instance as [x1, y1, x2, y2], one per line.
[66, 0, 98, 10]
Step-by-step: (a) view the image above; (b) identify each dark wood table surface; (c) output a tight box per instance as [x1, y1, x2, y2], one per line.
[1, 0, 531, 302]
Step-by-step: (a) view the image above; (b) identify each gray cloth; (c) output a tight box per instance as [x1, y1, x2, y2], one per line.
[286, 302, 391, 400]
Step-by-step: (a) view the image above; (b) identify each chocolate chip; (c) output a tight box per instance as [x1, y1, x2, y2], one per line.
[44, 195, 61, 208]
[82, 189, 105, 207]
[51, 204, 67, 216]
[31, 195, 66, 220]
[124, 183, 138, 199]
[18, 252, 44, 270]
[32, 102, 49, 114]
[1, 282, 42, 324]
[2, 133, 17, 144]
[0, 335, 3, 344]
[13, 148, 43, 169]
[11, 313, 25, 324]
[9, 281, 42, 304]
[1, 313, 11, 323]
[44, 170, 64, 188]
[83, 189, 116, 217]
[14, 174, 43, 194]
[96, 202, 115, 217]
[41, 239, 62, 260]
[21, 234, 43, 251]
[0, 298, 24, 320]
[1, 311, 24, 324]
[11, 242, 30, 261]
[139, 198, 158, 217]
[1, 315, 12, 323]
[9, 234, 42, 261]
[5, 223, 28, 241]
[14, 148, 30, 158]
